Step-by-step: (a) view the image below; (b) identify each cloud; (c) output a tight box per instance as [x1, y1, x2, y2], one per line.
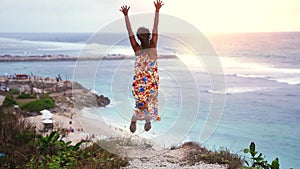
[0, 0, 122, 32]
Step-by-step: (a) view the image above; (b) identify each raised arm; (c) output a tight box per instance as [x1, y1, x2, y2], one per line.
[120, 5, 141, 52]
[151, 0, 164, 48]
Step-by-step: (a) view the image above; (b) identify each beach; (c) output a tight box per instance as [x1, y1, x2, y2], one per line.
[26, 109, 121, 145]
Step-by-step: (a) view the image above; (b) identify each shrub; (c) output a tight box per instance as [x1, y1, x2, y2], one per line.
[182, 141, 243, 169]
[17, 93, 36, 99]
[8, 89, 20, 95]
[20, 97, 55, 112]
[244, 142, 280, 169]
[26, 131, 82, 169]
[40, 92, 50, 99]
[26, 132, 129, 169]
[74, 144, 129, 169]
[0, 108, 36, 168]
[0, 108, 129, 169]
[2, 95, 17, 108]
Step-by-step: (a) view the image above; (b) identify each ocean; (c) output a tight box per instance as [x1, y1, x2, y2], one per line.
[0, 32, 299, 168]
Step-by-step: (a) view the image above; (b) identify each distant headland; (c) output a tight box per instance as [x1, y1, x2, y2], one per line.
[0, 54, 178, 62]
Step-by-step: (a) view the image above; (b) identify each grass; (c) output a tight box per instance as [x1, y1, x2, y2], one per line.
[181, 141, 243, 169]
[16, 93, 36, 99]
[74, 144, 129, 169]
[1, 95, 17, 108]
[8, 89, 20, 95]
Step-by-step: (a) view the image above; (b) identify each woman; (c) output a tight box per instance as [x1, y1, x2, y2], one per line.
[120, 0, 164, 133]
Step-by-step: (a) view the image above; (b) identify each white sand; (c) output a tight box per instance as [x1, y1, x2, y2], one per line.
[27, 110, 91, 144]
[26, 108, 133, 145]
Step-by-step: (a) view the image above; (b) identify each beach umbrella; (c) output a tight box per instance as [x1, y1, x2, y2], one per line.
[40, 109, 51, 114]
[40, 110, 52, 119]
[42, 119, 53, 124]
[41, 115, 52, 120]
[41, 113, 52, 120]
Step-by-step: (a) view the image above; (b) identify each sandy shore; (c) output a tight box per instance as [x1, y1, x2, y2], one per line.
[26, 108, 135, 146]
[26, 111, 88, 144]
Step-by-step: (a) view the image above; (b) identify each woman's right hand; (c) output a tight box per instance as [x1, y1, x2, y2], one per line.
[120, 5, 130, 16]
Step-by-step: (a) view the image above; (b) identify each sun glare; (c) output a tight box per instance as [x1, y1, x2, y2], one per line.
[164, 0, 300, 33]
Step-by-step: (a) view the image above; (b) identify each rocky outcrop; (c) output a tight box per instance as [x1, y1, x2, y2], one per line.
[3, 77, 110, 113]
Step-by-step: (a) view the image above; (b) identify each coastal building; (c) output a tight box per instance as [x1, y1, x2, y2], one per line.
[15, 74, 28, 80]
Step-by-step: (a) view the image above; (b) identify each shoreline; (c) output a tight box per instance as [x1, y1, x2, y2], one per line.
[0, 54, 178, 62]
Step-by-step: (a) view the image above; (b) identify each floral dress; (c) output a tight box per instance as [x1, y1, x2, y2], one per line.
[132, 51, 160, 121]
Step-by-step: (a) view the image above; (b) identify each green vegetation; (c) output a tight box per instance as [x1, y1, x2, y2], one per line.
[183, 141, 293, 169]
[2, 95, 17, 108]
[0, 105, 36, 168]
[8, 89, 20, 95]
[17, 93, 36, 99]
[39, 92, 50, 99]
[74, 144, 129, 169]
[20, 97, 55, 112]
[183, 141, 243, 169]
[0, 107, 129, 169]
[26, 131, 82, 169]
[244, 142, 280, 169]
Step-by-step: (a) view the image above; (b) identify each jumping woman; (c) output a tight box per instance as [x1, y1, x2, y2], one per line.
[120, 0, 164, 133]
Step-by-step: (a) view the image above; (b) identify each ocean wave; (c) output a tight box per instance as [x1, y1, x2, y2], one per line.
[235, 74, 269, 79]
[220, 56, 300, 73]
[269, 77, 300, 85]
[231, 73, 300, 85]
[207, 87, 265, 95]
[0, 37, 19, 42]
[266, 67, 300, 74]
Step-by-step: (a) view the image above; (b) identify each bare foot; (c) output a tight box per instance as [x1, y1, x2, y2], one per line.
[144, 121, 151, 131]
[130, 121, 136, 133]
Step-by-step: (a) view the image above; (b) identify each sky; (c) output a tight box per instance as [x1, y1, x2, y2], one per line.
[0, 0, 300, 33]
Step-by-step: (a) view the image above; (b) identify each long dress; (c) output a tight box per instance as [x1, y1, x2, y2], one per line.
[132, 51, 160, 121]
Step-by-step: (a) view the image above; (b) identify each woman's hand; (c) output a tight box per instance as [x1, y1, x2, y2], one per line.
[120, 5, 130, 16]
[154, 0, 164, 12]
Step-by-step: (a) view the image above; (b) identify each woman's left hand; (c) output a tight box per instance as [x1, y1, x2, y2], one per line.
[154, 0, 164, 12]
[120, 5, 130, 16]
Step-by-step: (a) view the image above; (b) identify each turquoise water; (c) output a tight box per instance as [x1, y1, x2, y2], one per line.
[1, 32, 300, 168]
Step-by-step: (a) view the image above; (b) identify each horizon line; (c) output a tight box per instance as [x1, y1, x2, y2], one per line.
[0, 31, 300, 34]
